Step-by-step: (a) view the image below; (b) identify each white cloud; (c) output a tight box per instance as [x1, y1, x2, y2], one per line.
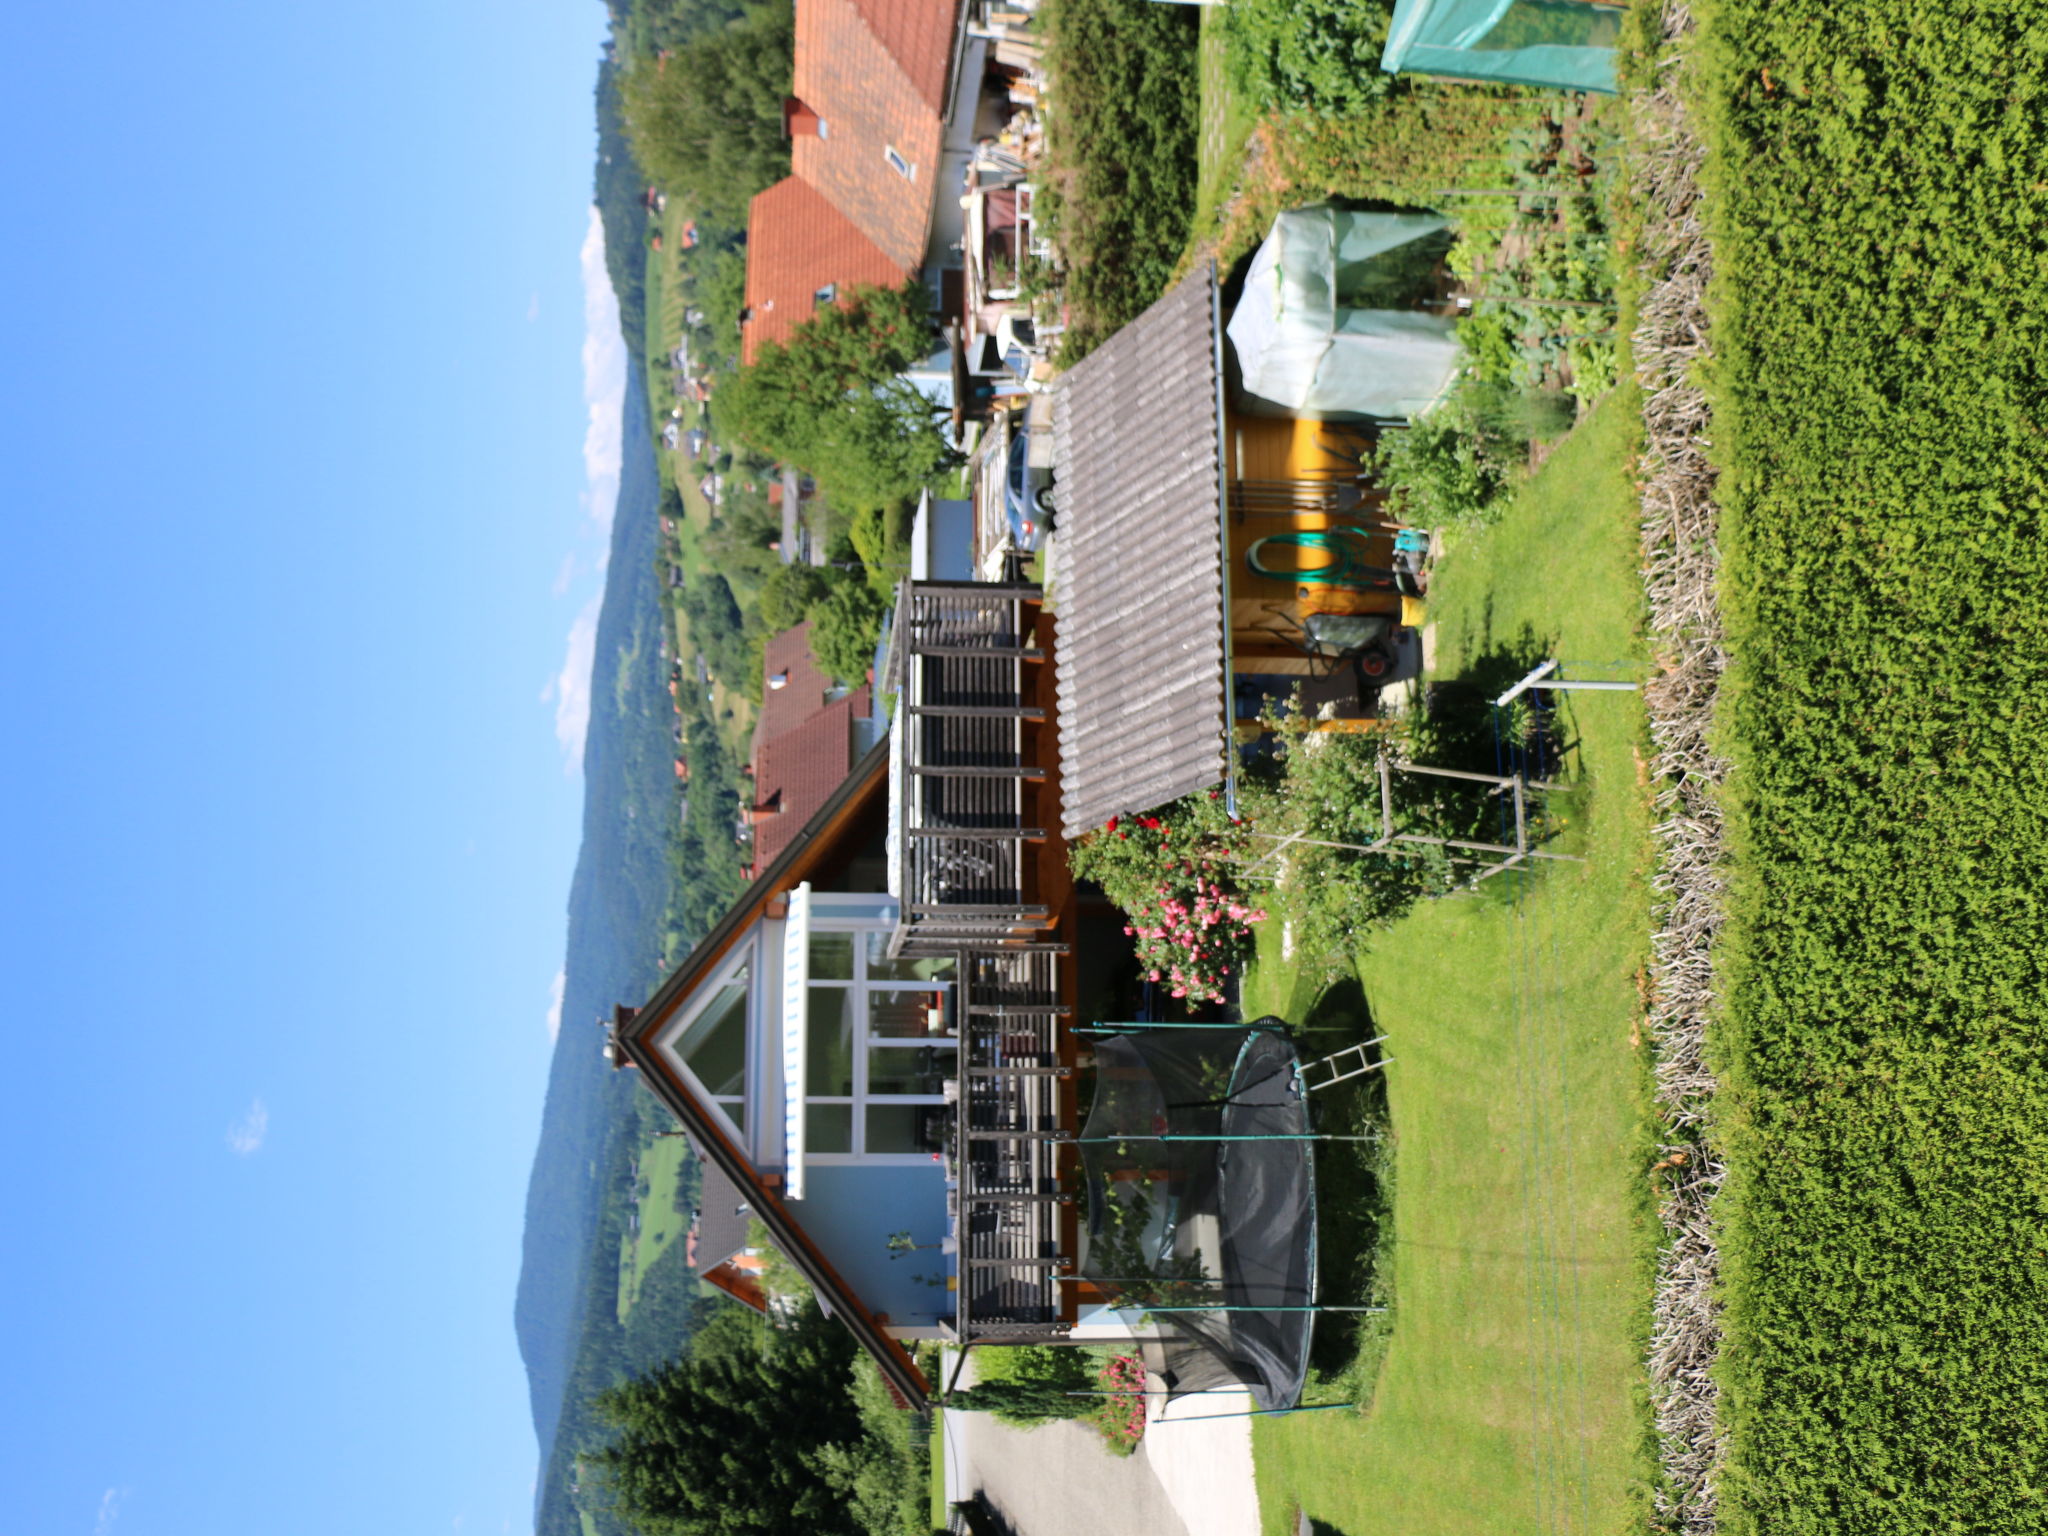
[546, 970, 566, 1042]
[226, 1099, 269, 1156]
[550, 552, 576, 598]
[526, 291, 540, 323]
[540, 594, 601, 775]
[94, 1489, 126, 1536]
[578, 207, 626, 538]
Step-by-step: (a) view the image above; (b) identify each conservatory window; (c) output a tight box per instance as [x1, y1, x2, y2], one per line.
[658, 956, 752, 1139]
[801, 923, 955, 1159]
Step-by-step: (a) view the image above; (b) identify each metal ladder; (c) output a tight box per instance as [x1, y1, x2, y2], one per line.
[1299, 1034, 1392, 1093]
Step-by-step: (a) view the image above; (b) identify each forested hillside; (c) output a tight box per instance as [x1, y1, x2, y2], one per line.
[512, 373, 676, 1462]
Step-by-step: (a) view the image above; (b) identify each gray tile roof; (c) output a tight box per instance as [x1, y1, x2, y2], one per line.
[695, 1159, 754, 1272]
[1051, 267, 1230, 838]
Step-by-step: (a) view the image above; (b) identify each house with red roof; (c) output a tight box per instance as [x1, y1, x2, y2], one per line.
[740, 0, 994, 365]
[745, 622, 874, 875]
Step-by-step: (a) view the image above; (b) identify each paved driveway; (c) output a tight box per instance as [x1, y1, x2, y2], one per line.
[941, 1354, 1260, 1536]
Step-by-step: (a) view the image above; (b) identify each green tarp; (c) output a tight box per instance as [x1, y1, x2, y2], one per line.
[1381, 0, 1619, 93]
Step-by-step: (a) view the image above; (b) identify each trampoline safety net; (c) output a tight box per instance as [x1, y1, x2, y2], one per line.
[1077, 1024, 1318, 1410]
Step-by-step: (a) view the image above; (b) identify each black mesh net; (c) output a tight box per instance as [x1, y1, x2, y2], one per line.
[1076, 1024, 1318, 1410]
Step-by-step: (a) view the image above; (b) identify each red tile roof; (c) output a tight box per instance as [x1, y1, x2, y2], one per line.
[790, 0, 952, 272]
[740, 0, 959, 362]
[751, 695, 870, 869]
[742, 178, 912, 363]
[748, 622, 872, 871]
[850, 0, 958, 113]
[751, 622, 838, 767]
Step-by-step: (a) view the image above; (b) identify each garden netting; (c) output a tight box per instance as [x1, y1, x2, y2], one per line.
[1076, 1025, 1317, 1410]
[1227, 205, 1461, 421]
[1381, 0, 1619, 93]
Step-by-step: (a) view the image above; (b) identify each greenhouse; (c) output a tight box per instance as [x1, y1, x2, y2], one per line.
[1226, 205, 1461, 422]
[1380, 0, 1620, 93]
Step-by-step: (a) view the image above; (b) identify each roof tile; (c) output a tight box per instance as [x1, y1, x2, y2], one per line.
[742, 178, 912, 363]
[1051, 269, 1231, 838]
[791, 0, 950, 272]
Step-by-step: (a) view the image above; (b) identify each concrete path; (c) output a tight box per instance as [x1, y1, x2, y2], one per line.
[1144, 1388, 1263, 1536]
[941, 1353, 1260, 1536]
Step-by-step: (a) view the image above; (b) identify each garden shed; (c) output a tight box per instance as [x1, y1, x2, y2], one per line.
[1050, 265, 1424, 840]
[1380, 0, 1620, 93]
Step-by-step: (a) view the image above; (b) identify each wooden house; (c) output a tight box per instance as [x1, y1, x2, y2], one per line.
[1049, 263, 1423, 838]
[611, 580, 1116, 1409]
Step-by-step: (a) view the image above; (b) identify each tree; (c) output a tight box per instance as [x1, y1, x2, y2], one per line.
[591, 1304, 863, 1536]
[756, 562, 832, 633]
[718, 282, 958, 511]
[808, 578, 887, 685]
[620, 5, 795, 225]
[940, 1379, 1094, 1424]
[679, 571, 751, 689]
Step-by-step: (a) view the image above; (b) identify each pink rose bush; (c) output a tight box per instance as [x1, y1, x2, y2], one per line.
[1070, 795, 1268, 1005]
[1083, 1352, 1150, 1453]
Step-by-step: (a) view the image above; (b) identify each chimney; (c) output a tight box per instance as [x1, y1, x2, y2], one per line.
[782, 97, 826, 139]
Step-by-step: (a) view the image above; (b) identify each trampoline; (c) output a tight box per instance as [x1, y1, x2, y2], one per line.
[1074, 1023, 1319, 1410]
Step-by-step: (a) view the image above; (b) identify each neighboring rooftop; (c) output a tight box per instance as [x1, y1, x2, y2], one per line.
[789, 0, 953, 273]
[694, 1160, 755, 1274]
[751, 690, 868, 869]
[748, 623, 872, 870]
[741, 177, 912, 363]
[750, 621, 840, 767]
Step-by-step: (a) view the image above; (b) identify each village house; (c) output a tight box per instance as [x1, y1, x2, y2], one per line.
[744, 622, 876, 876]
[607, 234, 1440, 1418]
[737, 0, 1041, 435]
[611, 576, 1110, 1408]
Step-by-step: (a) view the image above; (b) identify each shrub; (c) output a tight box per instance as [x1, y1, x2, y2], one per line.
[1372, 376, 1570, 530]
[813, 1355, 933, 1536]
[807, 577, 886, 686]
[1079, 1353, 1148, 1454]
[1221, 0, 1395, 118]
[1243, 709, 1454, 967]
[1038, 0, 1199, 359]
[965, 1345, 1094, 1425]
[1693, 3, 2048, 1530]
[756, 563, 832, 634]
[1067, 792, 1266, 1004]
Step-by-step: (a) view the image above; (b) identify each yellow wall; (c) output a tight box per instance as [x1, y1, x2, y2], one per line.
[1223, 412, 1410, 668]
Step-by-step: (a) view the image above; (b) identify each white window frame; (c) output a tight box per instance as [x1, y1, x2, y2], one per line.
[652, 938, 757, 1149]
[884, 145, 915, 181]
[802, 919, 955, 1166]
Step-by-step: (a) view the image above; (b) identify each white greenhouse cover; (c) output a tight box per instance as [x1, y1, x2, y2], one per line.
[1227, 204, 1461, 420]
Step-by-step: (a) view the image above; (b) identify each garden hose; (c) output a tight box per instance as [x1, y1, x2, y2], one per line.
[1245, 526, 1400, 592]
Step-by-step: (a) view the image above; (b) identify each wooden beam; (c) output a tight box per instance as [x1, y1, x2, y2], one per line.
[909, 704, 1046, 720]
[911, 764, 1046, 780]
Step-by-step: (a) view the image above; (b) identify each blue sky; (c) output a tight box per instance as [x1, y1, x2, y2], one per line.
[0, 5, 624, 1533]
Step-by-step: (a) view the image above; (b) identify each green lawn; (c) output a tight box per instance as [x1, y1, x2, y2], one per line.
[1193, 8, 1257, 236]
[616, 1133, 693, 1320]
[1251, 395, 1656, 1536]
